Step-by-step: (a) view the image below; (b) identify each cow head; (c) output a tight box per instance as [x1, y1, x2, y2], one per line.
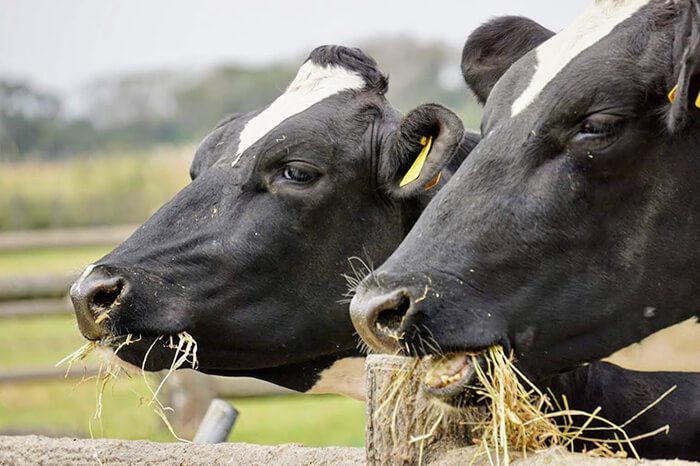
[351, 0, 700, 403]
[69, 45, 470, 395]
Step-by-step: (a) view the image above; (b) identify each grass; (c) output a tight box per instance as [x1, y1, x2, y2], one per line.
[0, 145, 193, 231]
[0, 315, 84, 369]
[0, 378, 169, 440]
[0, 314, 366, 445]
[0, 375, 365, 446]
[229, 395, 365, 446]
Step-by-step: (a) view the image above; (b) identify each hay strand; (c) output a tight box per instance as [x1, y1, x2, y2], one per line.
[57, 331, 199, 442]
[464, 346, 673, 464]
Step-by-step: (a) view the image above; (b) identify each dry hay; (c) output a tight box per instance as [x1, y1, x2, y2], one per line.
[56, 331, 199, 442]
[372, 357, 484, 465]
[378, 346, 675, 466]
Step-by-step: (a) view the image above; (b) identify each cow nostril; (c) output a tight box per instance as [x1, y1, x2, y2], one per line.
[350, 288, 414, 353]
[71, 266, 129, 340]
[375, 293, 411, 334]
[91, 281, 124, 312]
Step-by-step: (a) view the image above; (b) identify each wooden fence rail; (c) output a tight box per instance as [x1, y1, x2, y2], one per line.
[0, 367, 99, 384]
[0, 366, 293, 398]
[0, 225, 137, 251]
[0, 297, 72, 318]
[0, 274, 75, 301]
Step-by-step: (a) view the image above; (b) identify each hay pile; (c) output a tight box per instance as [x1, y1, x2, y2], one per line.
[379, 347, 675, 466]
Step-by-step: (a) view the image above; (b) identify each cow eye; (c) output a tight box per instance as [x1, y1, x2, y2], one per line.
[281, 165, 317, 184]
[572, 114, 625, 148]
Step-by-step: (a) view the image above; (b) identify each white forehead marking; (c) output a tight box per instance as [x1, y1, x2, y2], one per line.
[231, 60, 366, 166]
[511, 0, 650, 117]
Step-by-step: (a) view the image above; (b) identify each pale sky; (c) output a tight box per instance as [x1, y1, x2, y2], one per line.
[0, 0, 590, 93]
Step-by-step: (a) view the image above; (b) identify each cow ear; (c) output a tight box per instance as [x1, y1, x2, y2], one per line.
[190, 113, 244, 180]
[379, 104, 464, 199]
[462, 16, 554, 104]
[668, 2, 700, 132]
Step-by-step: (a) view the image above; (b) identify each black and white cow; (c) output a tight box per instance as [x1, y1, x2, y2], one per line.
[350, 0, 700, 460]
[69, 45, 471, 399]
[69, 36, 697, 458]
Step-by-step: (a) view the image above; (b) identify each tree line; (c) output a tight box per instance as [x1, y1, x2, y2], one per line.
[0, 38, 481, 161]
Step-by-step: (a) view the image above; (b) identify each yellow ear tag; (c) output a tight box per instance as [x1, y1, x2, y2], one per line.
[424, 172, 441, 191]
[668, 84, 678, 104]
[399, 136, 433, 188]
[667, 84, 700, 108]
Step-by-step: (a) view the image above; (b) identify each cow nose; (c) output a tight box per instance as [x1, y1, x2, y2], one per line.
[70, 265, 128, 340]
[350, 288, 412, 353]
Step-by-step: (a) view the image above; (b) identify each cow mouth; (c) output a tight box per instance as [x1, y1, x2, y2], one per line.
[97, 331, 197, 372]
[420, 351, 486, 404]
[96, 344, 145, 373]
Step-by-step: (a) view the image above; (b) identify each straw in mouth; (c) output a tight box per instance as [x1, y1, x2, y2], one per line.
[405, 346, 675, 465]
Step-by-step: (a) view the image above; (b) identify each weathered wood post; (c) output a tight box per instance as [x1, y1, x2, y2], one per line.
[166, 369, 218, 439]
[192, 398, 238, 444]
[365, 354, 480, 465]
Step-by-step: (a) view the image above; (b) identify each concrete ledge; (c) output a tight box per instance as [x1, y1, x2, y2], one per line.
[1, 435, 695, 466]
[0, 435, 364, 466]
[434, 446, 696, 465]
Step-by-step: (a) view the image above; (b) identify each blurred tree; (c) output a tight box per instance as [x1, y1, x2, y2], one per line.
[0, 37, 481, 161]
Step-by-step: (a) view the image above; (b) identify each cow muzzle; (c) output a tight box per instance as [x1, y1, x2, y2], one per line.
[70, 264, 130, 340]
[350, 286, 414, 354]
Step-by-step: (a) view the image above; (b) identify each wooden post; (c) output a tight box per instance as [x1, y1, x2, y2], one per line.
[365, 354, 481, 466]
[165, 369, 218, 439]
[192, 399, 238, 444]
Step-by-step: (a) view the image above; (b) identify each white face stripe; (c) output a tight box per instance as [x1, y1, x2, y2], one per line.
[231, 61, 366, 166]
[511, 0, 651, 117]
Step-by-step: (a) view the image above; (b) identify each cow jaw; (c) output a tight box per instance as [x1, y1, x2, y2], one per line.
[421, 351, 484, 404]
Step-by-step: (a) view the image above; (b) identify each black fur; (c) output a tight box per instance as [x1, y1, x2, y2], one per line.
[548, 362, 700, 460]
[461, 16, 554, 104]
[308, 45, 388, 94]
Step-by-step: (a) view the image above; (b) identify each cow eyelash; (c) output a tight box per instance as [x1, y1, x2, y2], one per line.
[580, 121, 619, 135]
[280, 163, 319, 185]
[283, 166, 313, 183]
[571, 114, 625, 147]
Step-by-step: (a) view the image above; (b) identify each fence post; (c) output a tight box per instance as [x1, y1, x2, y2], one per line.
[165, 369, 218, 439]
[192, 398, 238, 444]
[365, 354, 479, 465]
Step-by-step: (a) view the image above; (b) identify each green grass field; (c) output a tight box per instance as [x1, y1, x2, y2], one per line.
[0, 146, 193, 232]
[0, 374, 365, 446]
